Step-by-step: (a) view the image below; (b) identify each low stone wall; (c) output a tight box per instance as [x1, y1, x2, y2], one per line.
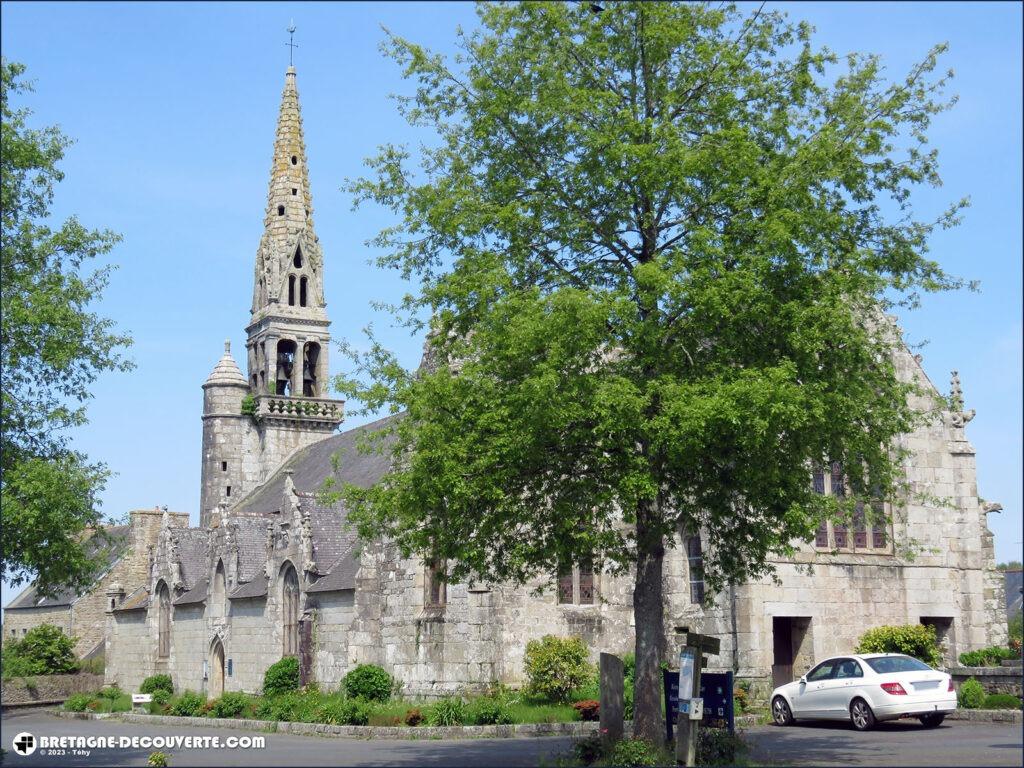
[950, 666, 1023, 697]
[947, 708, 1022, 724]
[2, 674, 104, 707]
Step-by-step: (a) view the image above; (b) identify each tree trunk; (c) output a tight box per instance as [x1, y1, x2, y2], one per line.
[632, 501, 666, 744]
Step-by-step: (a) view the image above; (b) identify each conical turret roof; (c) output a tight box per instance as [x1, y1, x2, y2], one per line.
[204, 341, 249, 387]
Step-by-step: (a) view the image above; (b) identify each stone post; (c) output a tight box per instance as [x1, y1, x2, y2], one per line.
[599, 652, 625, 750]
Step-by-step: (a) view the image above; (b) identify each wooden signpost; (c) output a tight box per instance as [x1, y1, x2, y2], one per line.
[673, 627, 721, 767]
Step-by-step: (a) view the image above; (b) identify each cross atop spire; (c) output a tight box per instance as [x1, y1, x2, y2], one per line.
[286, 21, 298, 67]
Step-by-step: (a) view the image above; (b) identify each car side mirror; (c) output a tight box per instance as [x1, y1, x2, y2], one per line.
[799, 675, 806, 684]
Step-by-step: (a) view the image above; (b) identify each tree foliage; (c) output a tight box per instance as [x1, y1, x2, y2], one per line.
[1, 623, 79, 677]
[0, 59, 133, 594]
[330, 2, 965, 739]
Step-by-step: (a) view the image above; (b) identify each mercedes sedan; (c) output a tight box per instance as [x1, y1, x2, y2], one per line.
[771, 653, 956, 730]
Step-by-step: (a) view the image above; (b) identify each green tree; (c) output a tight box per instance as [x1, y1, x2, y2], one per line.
[1, 60, 132, 595]
[331, 3, 965, 740]
[997, 561, 1022, 571]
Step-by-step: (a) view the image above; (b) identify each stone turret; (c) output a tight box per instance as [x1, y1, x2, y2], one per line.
[200, 341, 251, 527]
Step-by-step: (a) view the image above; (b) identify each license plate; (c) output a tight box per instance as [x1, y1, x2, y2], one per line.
[913, 681, 940, 690]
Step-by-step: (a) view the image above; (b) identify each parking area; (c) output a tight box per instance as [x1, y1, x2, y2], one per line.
[743, 719, 1024, 767]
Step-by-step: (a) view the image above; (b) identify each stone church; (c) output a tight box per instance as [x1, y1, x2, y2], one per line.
[71, 64, 1004, 700]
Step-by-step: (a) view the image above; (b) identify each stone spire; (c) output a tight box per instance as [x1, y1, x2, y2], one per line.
[245, 65, 338, 404]
[250, 66, 325, 322]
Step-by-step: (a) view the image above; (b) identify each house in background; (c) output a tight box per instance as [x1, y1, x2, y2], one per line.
[3, 509, 187, 659]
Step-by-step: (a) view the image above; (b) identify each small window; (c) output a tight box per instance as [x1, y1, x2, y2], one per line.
[288, 275, 296, 306]
[226, 486, 231, 497]
[290, 155, 297, 165]
[425, 558, 446, 607]
[686, 535, 705, 604]
[556, 559, 598, 605]
[221, 461, 227, 472]
[277, 205, 285, 216]
[293, 247, 303, 269]
[291, 188, 297, 195]
[299, 277, 308, 307]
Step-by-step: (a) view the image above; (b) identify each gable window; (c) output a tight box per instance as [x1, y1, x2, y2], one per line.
[686, 535, 705, 604]
[811, 463, 890, 552]
[157, 582, 171, 658]
[425, 558, 446, 608]
[282, 564, 300, 656]
[557, 558, 597, 605]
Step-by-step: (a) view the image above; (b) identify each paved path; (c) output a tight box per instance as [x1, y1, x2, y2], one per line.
[0, 710, 575, 767]
[4, 709, 1022, 767]
[743, 719, 1024, 767]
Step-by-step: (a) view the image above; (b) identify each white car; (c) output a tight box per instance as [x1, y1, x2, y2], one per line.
[770, 653, 956, 731]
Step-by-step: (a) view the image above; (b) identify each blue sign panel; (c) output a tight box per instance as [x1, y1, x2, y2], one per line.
[663, 669, 734, 742]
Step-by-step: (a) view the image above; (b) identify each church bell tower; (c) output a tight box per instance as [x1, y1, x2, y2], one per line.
[200, 64, 344, 527]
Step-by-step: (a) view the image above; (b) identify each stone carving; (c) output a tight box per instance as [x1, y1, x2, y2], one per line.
[300, 509, 316, 575]
[169, 539, 184, 591]
[950, 370, 976, 428]
[264, 522, 276, 578]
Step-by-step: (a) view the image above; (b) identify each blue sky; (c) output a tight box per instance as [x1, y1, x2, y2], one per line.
[1, 2, 1021, 611]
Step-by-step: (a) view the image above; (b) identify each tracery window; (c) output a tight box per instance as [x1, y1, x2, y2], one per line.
[811, 463, 889, 551]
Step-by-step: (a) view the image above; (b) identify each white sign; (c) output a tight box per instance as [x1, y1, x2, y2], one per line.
[678, 648, 695, 704]
[132, 694, 152, 704]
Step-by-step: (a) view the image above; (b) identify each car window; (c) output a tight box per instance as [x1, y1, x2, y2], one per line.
[864, 655, 932, 674]
[806, 660, 837, 681]
[835, 659, 863, 679]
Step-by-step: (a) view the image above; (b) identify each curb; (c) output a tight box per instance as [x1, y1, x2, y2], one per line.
[52, 710, 608, 740]
[946, 708, 1022, 724]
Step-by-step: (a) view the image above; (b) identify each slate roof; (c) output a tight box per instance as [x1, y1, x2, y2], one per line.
[1006, 569, 1023, 618]
[233, 414, 398, 516]
[172, 528, 210, 590]
[5, 525, 130, 610]
[232, 518, 270, 583]
[113, 586, 150, 613]
[230, 575, 269, 599]
[174, 578, 209, 605]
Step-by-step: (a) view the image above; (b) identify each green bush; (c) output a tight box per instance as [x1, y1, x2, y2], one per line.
[854, 624, 941, 667]
[469, 696, 514, 725]
[97, 686, 124, 700]
[209, 692, 251, 719]
[64, 693, 92, 712]
[311, 698, 371, 726]
[426, 697, 467, 726]
[342, 664, 392, 702]
[148, 751, 169, 768]
[1009, 614, 1022, 642]
[140, 675, 174, 696]
[958, 646, 1019, 667]
[696, 728, 748, 766]
[2, 624, 79, 677]
[262, 657, 300, 697]
[169, 691, 206, 717]
[151, 689, 171, 707]
[603, 738, 664, 767]
[524, 635, 593, 703]
[982, 693, 1022, 710]
[957, 677, 985, 709]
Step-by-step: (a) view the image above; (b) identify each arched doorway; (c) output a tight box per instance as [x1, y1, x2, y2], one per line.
[210, 640, 225, 699]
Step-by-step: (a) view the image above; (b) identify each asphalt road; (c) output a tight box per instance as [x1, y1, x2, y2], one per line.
[743, 719, 1024, 767]
[2, 709, 1021, 767]
[0, 709, 575, 767]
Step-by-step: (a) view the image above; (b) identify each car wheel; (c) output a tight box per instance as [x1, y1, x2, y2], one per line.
[772, 696, 794, 726]
[850, 698, 876, 731]
[919, 713, 945, 728]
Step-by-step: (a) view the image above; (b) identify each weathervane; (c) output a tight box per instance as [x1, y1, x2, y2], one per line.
[286, 21, 298, 66]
